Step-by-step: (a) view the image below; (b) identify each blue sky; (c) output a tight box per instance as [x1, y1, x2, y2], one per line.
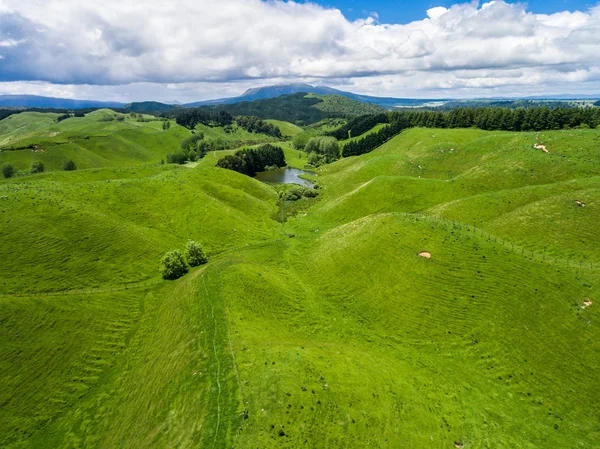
[307, 0, 593, 23]
[0, 0, 599, 101]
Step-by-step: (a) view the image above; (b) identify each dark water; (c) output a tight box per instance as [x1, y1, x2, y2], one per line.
[255, 168, 314, 187]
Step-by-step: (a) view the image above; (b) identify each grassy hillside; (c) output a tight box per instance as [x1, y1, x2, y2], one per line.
[0, 110, 278, 173]
[1, 125, 599, 448]
[265, 119, 303, 137]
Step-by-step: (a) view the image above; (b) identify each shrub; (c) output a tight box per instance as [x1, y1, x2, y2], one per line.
[180, 133, 204, 151]
[161, 250, 189, 280]
[280, 186, 319, 201]
[30, 161, 44, 174]
[166, 151, 187, 164]
[63, 159, 76, 171]
[2, 163, 15, 179]
[185, 240, 208, 267]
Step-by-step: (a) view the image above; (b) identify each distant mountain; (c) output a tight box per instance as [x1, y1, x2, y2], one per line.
[185, 84, 435, 109]
[0, 95, 125, 109]
[124, 101, 176, 113]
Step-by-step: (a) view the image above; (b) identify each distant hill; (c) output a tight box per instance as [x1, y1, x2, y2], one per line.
[0, 95, 125, 109]
[180, 92, 386, 125]
[124, 101, 176, 113]
[186, 83, 435, 109]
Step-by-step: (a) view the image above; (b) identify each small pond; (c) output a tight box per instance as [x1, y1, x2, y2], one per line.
[255, 168, 315, 187]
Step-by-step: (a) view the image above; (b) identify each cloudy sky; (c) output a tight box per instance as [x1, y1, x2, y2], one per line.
[0, 0, 599, 102]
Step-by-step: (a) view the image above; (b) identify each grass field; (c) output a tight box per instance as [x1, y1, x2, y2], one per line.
[0, 110, 281, 173]
[1, 121, 599, 448]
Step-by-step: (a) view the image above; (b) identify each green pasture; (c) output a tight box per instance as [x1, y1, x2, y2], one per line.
[1, 121, 599, 448]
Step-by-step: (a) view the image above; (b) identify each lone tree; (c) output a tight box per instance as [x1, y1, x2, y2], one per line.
[161, 250, 188, 280]
[30, 161, 44, 174]
[2, 163, 15, 179]
[63, 159, 76, 171]
[185, 240, 208, 266]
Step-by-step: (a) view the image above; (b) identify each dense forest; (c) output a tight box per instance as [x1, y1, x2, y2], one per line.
[343, 106, 600, 157]
[171, 92, 384, 126]
[190, 93, 331, 125]
[216, 144, 286, 176]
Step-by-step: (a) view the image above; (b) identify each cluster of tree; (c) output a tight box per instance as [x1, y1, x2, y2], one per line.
[291, 129, 321, 150]
[217, 144, 285, 176]
[326, 113, 389, 140]
[57, 113, 72, 122]
[342, 121, 404, 157]
[161, 240, 208, 280]
[594, 101, 600, 107]
[304, 136, 340, 166]
[235, 116, 282, 137]
[172, 109, 234, 129]
[162, 120, 171, 130]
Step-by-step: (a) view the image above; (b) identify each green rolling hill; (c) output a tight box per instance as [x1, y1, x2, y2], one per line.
[0, 110, 281, 172]
[1, 112, 599, 448]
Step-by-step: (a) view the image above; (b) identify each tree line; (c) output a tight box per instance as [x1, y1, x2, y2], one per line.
[216, 144, 285, 176]
[326, 113, 389, 140]
[342, 106, 600, 158]
[342, 121, 404, 157]
[397, 106, 600, 131]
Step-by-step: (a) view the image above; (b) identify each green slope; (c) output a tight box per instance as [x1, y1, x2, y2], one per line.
[0, 111, 279, 173]
[1, 126, 599, 448]
[265, 119, 303, 137]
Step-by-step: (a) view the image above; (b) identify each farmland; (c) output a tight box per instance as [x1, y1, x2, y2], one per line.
[0, 111, 599, 448]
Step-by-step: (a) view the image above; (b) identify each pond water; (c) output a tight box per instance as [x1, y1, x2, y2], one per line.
[254, 168, 314, 187]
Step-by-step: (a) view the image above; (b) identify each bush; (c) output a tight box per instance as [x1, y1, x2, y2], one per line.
[63, 159, 76, 171]
[180, 133, 204, 151]
[161, 250, 189, 280]
[30, 161, 44, 174]
[185, 240, 208, 267]
[166, 151, 187, 164]
[2, 163, 15, 179]
[280, 186, 319, 201]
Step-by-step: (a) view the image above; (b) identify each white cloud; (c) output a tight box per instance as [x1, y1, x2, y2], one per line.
[0, 0, 599, 98]
[427, 7, 448, 20]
